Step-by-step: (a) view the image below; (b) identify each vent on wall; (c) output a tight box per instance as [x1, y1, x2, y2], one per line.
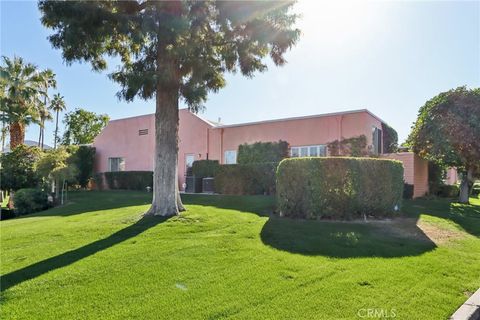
[139, 129, 148, 136]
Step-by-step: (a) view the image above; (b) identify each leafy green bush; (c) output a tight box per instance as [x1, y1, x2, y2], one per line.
[237, 140, 289, 164]
[428, 162, 444, 196]
[277, 157, 404, 219]
[14, 188, 49, 216]
[403, 183, 414, 200]
[0, 208, 15, 220]
[214, 163, 277, 195]
[103, 171, 153, 190]
[0, 145, 42, 191]
[382, 123, 399, 153]
[70, 145, 96, 188]
[327, 135, 368, 157]
[437, 185, 460, 198]
[192, 160, 219, 178]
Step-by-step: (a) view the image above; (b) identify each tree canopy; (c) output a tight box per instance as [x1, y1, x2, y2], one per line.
[39, 0, 300, 216]
[0, 145, 42, 191]
[62, 108, 109, 145]
[407, 86, 480, 203]
[40, 1, 300, 109]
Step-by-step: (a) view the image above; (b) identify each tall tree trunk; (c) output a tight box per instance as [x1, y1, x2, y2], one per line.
[9, 122, 25, 149]
[41, 119, 45, 150]
[54, 110, 59, 149]
[459, 168, 474, 204]
[145, 34, 185, 216]
[54, 178, 60, 203]
[144, 87, 185, 216]
[38, 120, 43, 147]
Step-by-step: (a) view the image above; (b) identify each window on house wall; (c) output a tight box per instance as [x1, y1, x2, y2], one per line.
[224, 150, 237, 164]
[108, 157, 125, 172]
[290, 145, 327, 157]
[139, 129, 148, 135]
[185, 154, 195, 176]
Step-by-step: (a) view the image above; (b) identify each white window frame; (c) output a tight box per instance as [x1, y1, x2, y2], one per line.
[108, 157, 125, 172]
[290, 145, 327, 158]
[224, 150, 237, 164]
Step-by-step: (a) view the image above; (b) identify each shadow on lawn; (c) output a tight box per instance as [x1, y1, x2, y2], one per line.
[260, 197, 480, 257]
[18, 191, 152, 218]
[1, 215, 169, 291]
[402, 196, 480, 238]
[260, 216, 437, 258]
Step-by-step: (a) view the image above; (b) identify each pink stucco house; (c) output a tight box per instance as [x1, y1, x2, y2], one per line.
[93, 108, 429, 198]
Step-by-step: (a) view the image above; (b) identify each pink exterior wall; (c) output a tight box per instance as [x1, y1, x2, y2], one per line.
[94, 114, 155, 174]
[93, 109, 386, 190]
[381, 152, 429, 198]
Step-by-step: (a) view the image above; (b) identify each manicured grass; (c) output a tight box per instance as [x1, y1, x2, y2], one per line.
[1, 191, 479, 319]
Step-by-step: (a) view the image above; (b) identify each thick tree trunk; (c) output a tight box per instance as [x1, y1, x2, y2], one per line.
[458, 168, 474, 204]
[144, 88, 185, 216]
[9, 122, 25, 149]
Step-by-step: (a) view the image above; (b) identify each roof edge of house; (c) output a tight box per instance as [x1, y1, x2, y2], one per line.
[213, 109, 390, 129]
[106, 108, 392, 130]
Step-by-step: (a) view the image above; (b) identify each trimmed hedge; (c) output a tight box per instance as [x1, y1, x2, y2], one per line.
[192, 160, 219, 178]
[237, 140, 289, 164]
[14, 188, 50, 216]
[277, 157, 404, 219]
[101, 171, 153, 190]
[214, 163, 277, 195]
[437, 185, 460, 198]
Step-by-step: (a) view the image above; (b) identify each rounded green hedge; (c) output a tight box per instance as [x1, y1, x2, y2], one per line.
[276, 157, 404, 219]
[14, 188, 50, 216]
[214, 163, 277, 195]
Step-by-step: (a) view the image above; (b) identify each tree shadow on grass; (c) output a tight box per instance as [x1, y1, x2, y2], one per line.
[1, 215, 169, 291]
[15, 191, 152, 218]
[260, 216, 437, 258]
[181, 194, 275, 217]
[402, 197, 480, 238]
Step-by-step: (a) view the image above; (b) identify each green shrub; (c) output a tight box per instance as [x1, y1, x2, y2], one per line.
[71, 145, 96, 188]
[428, 162, 444, 196]
[192, 160, 219, 178]
[382, 123, 399, 153]
[103, 171, 153, 190]
[237, 140, 289, 164]
[94, 173, 104, 190]
[437, 185, 460, 198]
[0, 145, 42, 191]
[0, 208, 15, 220]
[214, 163, 277, 195]
[403, 183, 414, 200]
[327, 135, 368, 157]
[14, 188, 49, 216]
[277, 157, 404, 219]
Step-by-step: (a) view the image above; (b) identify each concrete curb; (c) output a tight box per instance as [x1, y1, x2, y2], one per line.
[450, 288, 480, 320]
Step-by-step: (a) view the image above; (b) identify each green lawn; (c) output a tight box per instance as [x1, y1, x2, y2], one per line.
[1, 191, 479, 319]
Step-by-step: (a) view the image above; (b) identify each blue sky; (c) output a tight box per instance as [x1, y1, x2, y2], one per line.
[1, 0, 479, 146]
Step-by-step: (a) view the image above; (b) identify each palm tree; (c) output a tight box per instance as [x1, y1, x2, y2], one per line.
[37, 69, 56, 149]
[38, 105, 53, 149]
[0, 56, 43, 149]
[50, 93, 66, 149]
